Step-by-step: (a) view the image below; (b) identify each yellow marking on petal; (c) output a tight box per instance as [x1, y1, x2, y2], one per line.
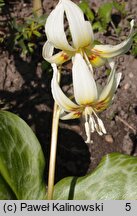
[54, 52, 70, 65]
[93, 97, 111, 112]
[74, 111, 82, 118]
[92, 49, 104, 55]
[88, 54, 106, 67]
[42, 41, 72, 65]
[61, 53, 69, 60]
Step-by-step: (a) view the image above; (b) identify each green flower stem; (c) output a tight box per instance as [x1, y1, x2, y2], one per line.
[47, 70, 61, 200]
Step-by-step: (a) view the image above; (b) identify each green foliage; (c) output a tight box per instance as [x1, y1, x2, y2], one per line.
[0, 0, 5, 8]
[94, 1, 126, 32]
[0, 175, 16, 200]
[79, 0, 126, 33]
[53, 153, 137, 200]
[79, 0, 94, 21]
[10, 14, 46, 57]
[112, 1, 126, 16]
[98, 2, 114, 30]
[131, 32, 137, 57]
[0, 0, 5, 43]
[0, 0, 5, 16]
[0, 111, 46, 200]
[41, 60, 51, 71]
[1, 0, 130, 58]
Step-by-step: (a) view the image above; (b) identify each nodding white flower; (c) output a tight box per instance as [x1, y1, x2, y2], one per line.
[51, 54, 121, 143]
[43, 0, 134, 67]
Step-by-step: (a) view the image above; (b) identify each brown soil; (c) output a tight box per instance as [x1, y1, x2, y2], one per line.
[0, 0, 137, 183]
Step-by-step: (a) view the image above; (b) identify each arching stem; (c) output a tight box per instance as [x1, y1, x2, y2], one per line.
[47, 68, 61, 200]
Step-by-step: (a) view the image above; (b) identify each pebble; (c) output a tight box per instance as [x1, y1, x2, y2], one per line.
[129, 73, 134, 78]
[105, 134, 114, 144]
[41, 83, 46, 88]
[124, 83, 130, 90]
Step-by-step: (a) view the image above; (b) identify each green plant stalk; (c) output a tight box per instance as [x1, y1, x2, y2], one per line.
[47, 71, 61, 200]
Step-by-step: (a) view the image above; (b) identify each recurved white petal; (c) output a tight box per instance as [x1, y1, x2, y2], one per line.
[92, 20, 134, 58]
[51, 64, 79, 112]
[115, 72, 122, 90]
[42, 41, 54, 59]
[45, 1, 75, 51]
[98, 62, 115, 102]
[72, 54, 98, 105]
[99, 61, 121, 102]
[60, 111, 81, 120]
[42, 41, 72, 65]
[63, 0, 93, 49]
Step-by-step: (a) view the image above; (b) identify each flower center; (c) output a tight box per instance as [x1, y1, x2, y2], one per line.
[84, 106, 106, 143]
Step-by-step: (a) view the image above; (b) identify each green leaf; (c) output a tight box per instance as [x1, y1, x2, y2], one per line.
[33, 30, 41, 37]
[41, 60, 51, 71]
[0, 0, 5, 8]
[79, 0, 94, 21]
[98, 2, 113, 29]
[0, 174, 16, 200]
[28, 42, 35, 53]
[131, 33, 137, 57]
[92, 21, 103, 32]
[131, 45, 137, 57]
[53, 153, 137, 200]
[113, 1, 126, 16]
[17, 40, 28, 56]
[0, 111, 46, 200]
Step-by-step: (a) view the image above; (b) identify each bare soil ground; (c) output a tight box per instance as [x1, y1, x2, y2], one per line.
[0, 0, 137, 183]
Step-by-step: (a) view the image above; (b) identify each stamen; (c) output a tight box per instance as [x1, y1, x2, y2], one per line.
[83, 52, 94, 75]
[84, 122, 91, 143]
[89, 107, 106, 136]
[85, 108, 88, 122]
[97, 118, 107, 134]
[84, 106, 106, 142]
[89, 116, 95, 133]
[93, 118, 103, 136]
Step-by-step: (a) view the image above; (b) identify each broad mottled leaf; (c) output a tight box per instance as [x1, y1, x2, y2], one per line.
[0, 111, 46, 200]
[53, 153, 137, 200]
[0, 174, 16, 200]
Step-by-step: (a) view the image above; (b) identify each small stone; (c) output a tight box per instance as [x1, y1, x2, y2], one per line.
[129, 73, 134, 78]
[28, 114, 32, 120]
[124, 83, 130, 90]
[105, 134, 114, 143]
[120, 110, 125, 117]
[41, 83, 46, 88]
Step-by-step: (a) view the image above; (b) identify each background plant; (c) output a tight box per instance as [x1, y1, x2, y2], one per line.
[1, 0, 136, 57]
[79, 0, 137, 55]
[9, 14, 46, 57]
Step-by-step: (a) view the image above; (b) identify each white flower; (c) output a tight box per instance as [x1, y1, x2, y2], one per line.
[51, 54, 121, 143]
[43, 0, 134, 67]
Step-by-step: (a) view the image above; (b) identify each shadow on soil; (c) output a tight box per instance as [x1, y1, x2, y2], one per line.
[0, 51, 90, 183]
